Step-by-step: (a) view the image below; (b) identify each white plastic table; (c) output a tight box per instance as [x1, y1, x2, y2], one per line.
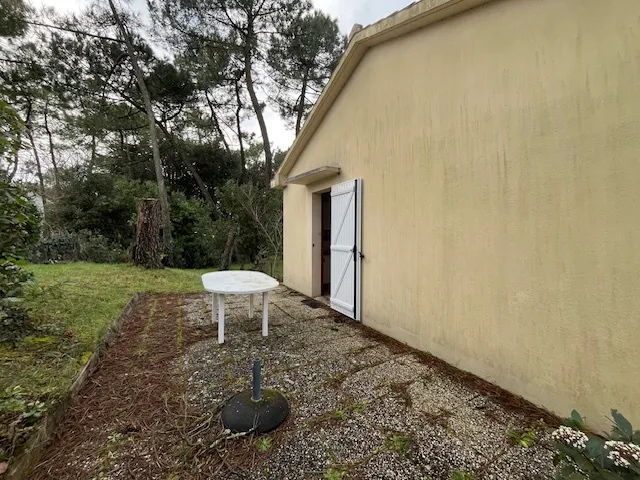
[201, 271, 279, 344]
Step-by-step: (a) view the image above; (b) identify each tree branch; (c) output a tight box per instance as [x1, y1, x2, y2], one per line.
[25, 19, 125, 43]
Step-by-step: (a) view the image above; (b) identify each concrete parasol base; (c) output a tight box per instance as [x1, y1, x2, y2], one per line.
[221, 389, 290, 433]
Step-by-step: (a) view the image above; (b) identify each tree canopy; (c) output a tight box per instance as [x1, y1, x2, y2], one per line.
[0, 0, 346, 270]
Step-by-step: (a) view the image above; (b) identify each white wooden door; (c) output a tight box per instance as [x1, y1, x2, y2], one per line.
[330, 179, 362, 321]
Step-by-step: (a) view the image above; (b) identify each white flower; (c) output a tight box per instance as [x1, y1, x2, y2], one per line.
[604, 440, 640, 468]
[551, 426, 589, 450]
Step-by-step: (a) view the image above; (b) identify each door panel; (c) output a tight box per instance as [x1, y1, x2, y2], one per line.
[330, 179, 361, 320]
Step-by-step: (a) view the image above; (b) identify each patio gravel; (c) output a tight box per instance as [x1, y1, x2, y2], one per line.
[180, 286, 558, 479]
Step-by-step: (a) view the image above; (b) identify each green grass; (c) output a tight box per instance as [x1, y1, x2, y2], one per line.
[1, 263, 213, 410]
[25, 263, 212, 348]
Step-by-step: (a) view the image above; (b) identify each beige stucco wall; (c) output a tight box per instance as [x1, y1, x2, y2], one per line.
[282, 0, 640, 431]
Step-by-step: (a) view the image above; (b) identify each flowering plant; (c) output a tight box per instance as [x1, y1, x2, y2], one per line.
[552, 409, 640, 479]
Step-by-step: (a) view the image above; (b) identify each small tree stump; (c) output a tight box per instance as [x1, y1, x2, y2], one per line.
[133, 198, 163, 269]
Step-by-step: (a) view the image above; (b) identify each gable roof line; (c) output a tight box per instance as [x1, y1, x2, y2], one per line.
[272, 0, 492, 189]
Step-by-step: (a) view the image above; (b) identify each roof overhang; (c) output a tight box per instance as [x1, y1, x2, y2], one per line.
[272, 0, 492, 189]
[286, 166, 341, 186]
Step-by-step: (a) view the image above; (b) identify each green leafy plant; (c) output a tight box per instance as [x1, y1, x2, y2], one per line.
[256, 436, 272, 453]
[107, 433, 123, 445]
[552, 409, 640, 479]
[331, 408, 347, 421]
[350, 401, 367, 414]
[386, 433, 412, 455]
[449, 470, 474, 480]
[0, 386, 47, 425]
[0, 291, 34, 344]
[324, 467, 349, 479]
[0, 386, 49, 461]
[507, 426, 537, 448]
[0, 177, 40, 345]
[328, 402, 367, 422]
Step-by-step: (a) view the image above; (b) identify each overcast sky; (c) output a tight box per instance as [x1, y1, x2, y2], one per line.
[31, 0, 413, 151]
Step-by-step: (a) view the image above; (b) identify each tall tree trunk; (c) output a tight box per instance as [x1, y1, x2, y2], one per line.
[43, 99, 59, 189]
[220, 223, 237, 270]
[234, 78, 247, 182]
[133, 198, 163, 269]
[295, 67, 309, 136]
[243, 43, 272, 186]
[205, 91, 230, 153]
[25, 102, 45, 207]
[108, 0, 172, 255]
[157, 121, 215, 209]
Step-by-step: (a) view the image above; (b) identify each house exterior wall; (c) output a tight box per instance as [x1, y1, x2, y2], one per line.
[282, 0, 640, 430]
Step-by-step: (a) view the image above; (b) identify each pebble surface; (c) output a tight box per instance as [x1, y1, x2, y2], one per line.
[179, 288, 556, 479]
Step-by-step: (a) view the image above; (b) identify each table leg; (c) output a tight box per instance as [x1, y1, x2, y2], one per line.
[262, 292, 268, 337]
[212, 293, 218, 324]
[249, 294, 254, 318]
[218, 294, 225, 344]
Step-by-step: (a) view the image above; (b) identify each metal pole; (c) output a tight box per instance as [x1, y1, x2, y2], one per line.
[252, 359, 262, 402]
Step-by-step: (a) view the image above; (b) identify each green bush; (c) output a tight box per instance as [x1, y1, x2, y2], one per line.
[29, 230, 128, 264]
[552, 409, 640, 479]
[48, 171, 156, 249]
[0, 298, 33, 345]
[0, 178, 40, 344]
[29, 232, 77, 262]
[0, 386, 47, 461]
[75, 230, 129, 263]
[169, 193, 218, 268]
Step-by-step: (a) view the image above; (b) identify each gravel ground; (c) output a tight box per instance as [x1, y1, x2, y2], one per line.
[180, 287, 557, 480]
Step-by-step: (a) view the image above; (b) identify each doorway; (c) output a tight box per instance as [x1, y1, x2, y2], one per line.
[320, 191, 331, 296]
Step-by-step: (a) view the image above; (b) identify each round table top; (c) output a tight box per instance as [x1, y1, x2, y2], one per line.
[201, 270, 279, 294]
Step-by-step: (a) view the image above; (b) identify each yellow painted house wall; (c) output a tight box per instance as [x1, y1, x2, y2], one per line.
[282, 0, 640, 430]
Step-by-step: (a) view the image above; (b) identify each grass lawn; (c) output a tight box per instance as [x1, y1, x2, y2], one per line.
[24, 263, 213, 349]
[0, 262, 229, 461]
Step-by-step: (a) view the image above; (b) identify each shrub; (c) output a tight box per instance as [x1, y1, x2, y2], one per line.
[29, 230, 128, 264]
[169, 193, 217, 268]
[75, 230, 129, 263]
[551, 410, 640, 479]
[28, 232, 77, 262]
[0, 180, 40, 258]
[0, 386, 48, 461]
[0, 178, 40, 345]
[47, 171, 156, 249]
[0, 299, 33, 345]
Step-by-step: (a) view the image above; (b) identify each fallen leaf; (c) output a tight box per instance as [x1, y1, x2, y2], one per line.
[0, 461, 8, 474]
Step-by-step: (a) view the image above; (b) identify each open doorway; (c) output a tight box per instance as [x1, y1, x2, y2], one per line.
[321, 191, 331, 296]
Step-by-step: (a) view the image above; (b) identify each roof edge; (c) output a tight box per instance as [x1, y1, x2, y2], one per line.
[273, 0, 492, 189]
